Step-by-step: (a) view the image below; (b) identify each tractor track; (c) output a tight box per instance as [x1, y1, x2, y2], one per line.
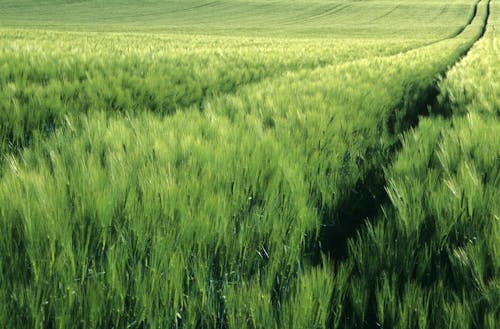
[313, 0, 491, 263]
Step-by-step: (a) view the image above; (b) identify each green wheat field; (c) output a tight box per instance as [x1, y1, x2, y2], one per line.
[0, 0, 498, 328]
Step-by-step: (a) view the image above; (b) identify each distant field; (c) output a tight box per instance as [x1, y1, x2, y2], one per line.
[0, 0, 498, 328]
[0, 0, 475, 37]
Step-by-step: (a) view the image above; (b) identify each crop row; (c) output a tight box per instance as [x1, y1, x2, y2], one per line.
[0, 29, 421, 167]
[333, 1, 498, 327]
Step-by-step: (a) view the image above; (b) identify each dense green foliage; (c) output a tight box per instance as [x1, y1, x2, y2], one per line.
[0, 0, 498, 328]
[337, 2, 499, 327]
[0, 31, 420, 162]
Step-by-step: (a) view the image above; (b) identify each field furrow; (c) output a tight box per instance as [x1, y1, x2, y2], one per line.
[333, 1, 498, 327]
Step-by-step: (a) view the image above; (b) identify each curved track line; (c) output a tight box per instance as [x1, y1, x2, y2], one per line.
[453, 0, 480, 37]
[308, 4, 352, 20]
[370, 3, 402, 23]
[316, 0, 491, 264]
[194, 0, 490, 112]
[193, 0, 489, 115]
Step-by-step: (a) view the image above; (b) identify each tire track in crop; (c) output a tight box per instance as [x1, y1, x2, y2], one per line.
[186, 0, 490, 269]
[280, 3, 352, 26]
[193, 2, 489, 116]
[306, 4, 352, 21]
[194, 0, 488, 114]
[188, 37, 451, 114]
[325, 2, 493, 327]
[452, 0, 481, 37]
[369, 3, 402, 23]
[402, 0, 482, 49]
[470, 0, 491, 44]
[313, 0, 491, 263]
[87, 1, 221, 22]
[194, 18, 471, 120]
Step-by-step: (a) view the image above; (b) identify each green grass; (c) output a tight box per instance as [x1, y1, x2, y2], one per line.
[335, 1, 499, 327]
[0, 0, 476, 38]
[0, 0, 498, 328]
[0, 30, 422, 162]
